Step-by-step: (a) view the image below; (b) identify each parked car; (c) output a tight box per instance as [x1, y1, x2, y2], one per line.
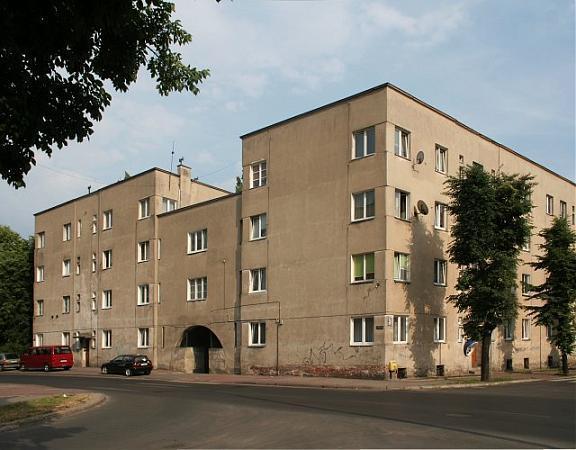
[101, 355, 153, 376]
[20, 346, 74, 371]
[0, 352, 20, 371]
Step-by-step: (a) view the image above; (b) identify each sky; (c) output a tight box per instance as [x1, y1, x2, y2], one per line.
[1, 0, 574, 237]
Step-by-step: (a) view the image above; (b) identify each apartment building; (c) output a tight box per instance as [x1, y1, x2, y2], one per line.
[34, 83, 576, 377]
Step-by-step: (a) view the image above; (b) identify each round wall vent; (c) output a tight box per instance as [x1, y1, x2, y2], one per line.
[415, 151, 425, 164]
[417, 200, 429, 215]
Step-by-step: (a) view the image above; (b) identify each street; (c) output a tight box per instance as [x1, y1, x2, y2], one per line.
[1, 371, 575, 449]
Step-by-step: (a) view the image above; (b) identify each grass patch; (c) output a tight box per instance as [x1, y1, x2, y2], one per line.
[0, 394, 87, 424]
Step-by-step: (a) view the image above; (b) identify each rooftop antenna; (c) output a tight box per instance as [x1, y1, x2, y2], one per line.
[169, 142, 175, 189]
[88, 185, 91, 194]
[179, 157, 184, 165]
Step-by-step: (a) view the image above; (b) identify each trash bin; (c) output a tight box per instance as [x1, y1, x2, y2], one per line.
[397, 367, 407, 379]
[436, 364, 445, 376]
[523, 358, 530, 369]
[505, 358, 513, 371]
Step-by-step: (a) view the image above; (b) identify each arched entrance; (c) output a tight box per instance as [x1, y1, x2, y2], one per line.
[180, 326, 223, 373]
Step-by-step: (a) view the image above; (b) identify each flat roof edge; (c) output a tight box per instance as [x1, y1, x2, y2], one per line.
[158, 192, 241, 218]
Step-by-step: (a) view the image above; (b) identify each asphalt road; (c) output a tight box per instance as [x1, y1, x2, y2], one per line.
[0, 371, 574, 449]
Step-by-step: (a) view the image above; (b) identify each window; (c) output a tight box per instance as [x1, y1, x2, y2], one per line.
[395, 190, 410, 220]
[187, 277, 208, 301]
[352, 253, 375, 283]
[36, 300, 44, 316]
[433, 317, 446, 342]
[138, 241, 150, 262]
[63, 223, 71, 241]
[522, 319, 530, 340]
[138, 198, 150, 219]
[546, 195, 554, 215]
[91, 253, 97, 272]
[560, 201, 567, 219]
[91, 292, 96, 311]
[187, 229, 208, 253]
[76, 294, 81, 313]
[393, 316, 408, 343]
[91, 330, 96, 349]
[573, 206, 575, 225]
[353, 127, 375, 159]
[62, 332, 70, 346]
[102, 330, 112, 348]
[157, 239, 161, 260]
[35, 333, 44, 346]
[249, 322, 266, 346]
[503, 320, 514, 340]
[162, 197, 177, 213]
[457, 317, 465, 343]
[394, 252, 410, 282]
[352, 190, 375, 221]
[394, 127, 410, 158]
[102, 290, 112, 309]
[62, 259, 71, 276]
[522, 234, 530, 252]
[435, 145, 447, 173]
[138, 328, 150, 348]
[75, 257, 80, 275]
[63, 296, 70, 314]
[103, 210, 113, 229]
[435, 203, 448, 230]
[36, 232, 45, 249]
[521, 274, 531, 295]
[77, 219, 81, 238]
[250, 214, 267, 240]
[102, 249, 112, 269]
[433, 259, 447, 286]
[36, 266, 44, 282]
[138, 284, 150, 305]
[350, 316, 374, 345]
[250, 161, 267, 188]
[250, 268, 267, 292]
[91, 215, 97, 234]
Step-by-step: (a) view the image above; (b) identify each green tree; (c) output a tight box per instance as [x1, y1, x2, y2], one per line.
[0, 0, 213, 188]
[526, 217, 576, 375]
[445, 164, 533, 381]
[0, 226, 34, 352]
[235, 175, 243, 193]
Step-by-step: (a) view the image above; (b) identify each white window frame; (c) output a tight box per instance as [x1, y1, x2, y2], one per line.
[250, 214, 267, 240]
[522, 234, 530, 252]
[435, 202, 448, 230]
[522, 318, 531, 340]
[138, 284, 150, 305]
[62, 259, 71, 277]
[249, 322, 266, 347]
[91, 292, 97, 311]
[36, 266, 45, 282]
[37, 232, 45, 249]
[63, 223, 71, 241]
[187, 229, 208, 254]
[138, 328, 150, 348]
[102, 290, 112, 309]
[102, 249, 112, 269]
[559, 200, 567, 219]
[250, 161, 267, 189]
[36, 299, 44, 317]
[457, 317, 465, 343]
[77, 219, 81, 238]
[91, 253, 97, 272]
[521, 274, 531, 295]
[138, 198, 151, 219]
[91, 215, 97, 234]
[187, 277, 208, 301]
[249, 268, 267, 293]
[62, 332, 70, 346]
[394, 252, 410, 282]
[62, 296, 70, 314]
[503, 320, 514, 341]
[102, 330, 112, 349]
[395, 189, 410, 220]
[352, 126, 376, 159]
[394, 127, 410, 159]
[75, 294, 81, 313]
[35, 333, 44, 346]
[433, 259, 447, 286]
[433, 317, 446, 343]
[350, 316, 374, 346]
[102, 210, 113, 230]
[352, 190, 375, 222]
[138, 241, 150, 262]
[545, 195, 554, 215]
[393, 315, 408, 343]
[435, 145, 447, 174]
[75, 257, 80, 275]
[351, 253, 375, 283]
[162, 197, 177, 213]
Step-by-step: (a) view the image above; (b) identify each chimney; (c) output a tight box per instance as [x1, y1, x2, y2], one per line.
[177, 163, 192, 207]
[177, 163, 191, 181]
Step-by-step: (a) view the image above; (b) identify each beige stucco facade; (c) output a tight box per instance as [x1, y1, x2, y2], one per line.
[34, 83, 575, 377]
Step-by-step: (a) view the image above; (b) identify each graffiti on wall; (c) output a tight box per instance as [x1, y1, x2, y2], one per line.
[302, 342, 356, 365]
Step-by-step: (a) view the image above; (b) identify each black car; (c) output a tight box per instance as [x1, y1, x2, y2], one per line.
[101, 354, 153, 376]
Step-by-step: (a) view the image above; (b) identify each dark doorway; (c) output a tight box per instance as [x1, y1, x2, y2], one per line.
[181, 326, 222, 373]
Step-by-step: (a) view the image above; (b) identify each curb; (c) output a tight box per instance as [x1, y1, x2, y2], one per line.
[0, 392, 108, 432]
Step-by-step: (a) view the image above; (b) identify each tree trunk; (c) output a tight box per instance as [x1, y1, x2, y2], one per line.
[480, 333, 492, 381]
[561, 351, 569, 376]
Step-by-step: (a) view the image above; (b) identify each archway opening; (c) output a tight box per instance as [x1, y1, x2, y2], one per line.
[180, 326, 222, 373]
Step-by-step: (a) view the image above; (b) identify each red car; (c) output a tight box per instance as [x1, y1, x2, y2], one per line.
[20, 346, 74, 371]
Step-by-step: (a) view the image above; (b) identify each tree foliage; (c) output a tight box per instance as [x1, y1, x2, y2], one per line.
[526, 217, 576, 375]
[0, 0, 211, 188]
[0, 226, 34, 352]
[445, 164, 533, 380]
